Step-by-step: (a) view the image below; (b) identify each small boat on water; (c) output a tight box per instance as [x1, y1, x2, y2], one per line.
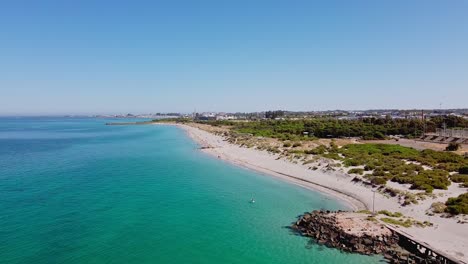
[250, 198, 255, 203]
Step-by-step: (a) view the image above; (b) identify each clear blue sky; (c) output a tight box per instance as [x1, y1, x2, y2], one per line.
[1, 0, 467, 115]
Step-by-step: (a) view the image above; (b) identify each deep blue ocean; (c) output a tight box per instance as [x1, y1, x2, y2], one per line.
[0, 117, 382, 263]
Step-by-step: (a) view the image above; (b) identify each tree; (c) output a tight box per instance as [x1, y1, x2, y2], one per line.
[265, 110, 284, 119]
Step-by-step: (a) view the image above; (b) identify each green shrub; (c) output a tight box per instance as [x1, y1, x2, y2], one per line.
[341, 144, 420, 158]
[446, 142, 461, 151]
[343, 159, 362, 167]
[459, 166, 468, 174]
[380, 217, 412, 227]
[322, 153, 342, 160]
[305, 145, 327, 155]
[378, 210, 403, 217]
[283, 142, 291, 147]
[409, 170, 450, 192]
[445, 193, 468, 215]
[382, 187, 400, 197]
[418, 149, 465, 172]
[356, 210, 372, 214]
[348, 168, 364, 175]
[450, 174, 468, 184]
[372, 168, 386, 176]
[371, 177, 387, 185]
[288, 149, 304, 154]
[329, 141, 339, 153]
[292, 142, 302, 148]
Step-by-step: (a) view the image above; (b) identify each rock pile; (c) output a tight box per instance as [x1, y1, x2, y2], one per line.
[291, 210, 448, 264]
[292, 210, 398, 254]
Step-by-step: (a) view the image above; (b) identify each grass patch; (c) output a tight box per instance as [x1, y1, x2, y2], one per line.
[378, 210, 403, 218]
[356, 210, 372, 214]
[380, 217, 413, 228]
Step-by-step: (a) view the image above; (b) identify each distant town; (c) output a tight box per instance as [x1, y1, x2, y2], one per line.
[92, 108, 468, 121]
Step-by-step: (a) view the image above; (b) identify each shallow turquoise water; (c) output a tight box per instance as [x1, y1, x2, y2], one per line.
[0, 118, 383, 263]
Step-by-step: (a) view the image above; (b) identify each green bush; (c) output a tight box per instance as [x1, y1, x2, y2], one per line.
[329, 143, 467, 191]
[348, 168, 364, 175]
[371, 177, 387, 185]
[305, 145, 327, 155]
[322, 153, 342, 160]
[450, 174, 468, 184]
[409, 170, 450, 192]
[446, 142, 461, 151]
[459, 166, 468, 174]
[378, 210, 403, 217]
[372, 168, 386, 176]
[445, 193, 468, 215]
[343, 159, 363, 167]
[380, 217, 413, 227]
[341, 144, 420, 158]
[417, 149, 465, 172]
[356, 210, 372, 214]
[329, 141, 339, 152]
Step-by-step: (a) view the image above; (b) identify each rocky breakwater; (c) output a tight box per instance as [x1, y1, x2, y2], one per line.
[291, 210, 443, 264]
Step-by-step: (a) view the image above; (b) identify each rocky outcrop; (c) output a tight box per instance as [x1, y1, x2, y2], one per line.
[291, 210, 449, 264]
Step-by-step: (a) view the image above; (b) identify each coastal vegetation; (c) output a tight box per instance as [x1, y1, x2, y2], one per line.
[459, 166, 468, 174]
[445, 193, 468, 215]
[357, 209, 432, 227]
[380, 217, 413, 227]
[377, 210, 403, 218]
[348, 168, 364, 175]
[279, 137, 467, 214]
[193, 115, 468, 140]
[305, 143, 467, 214]
[305, 143, 467, 193]
[450, 174, 468, 187]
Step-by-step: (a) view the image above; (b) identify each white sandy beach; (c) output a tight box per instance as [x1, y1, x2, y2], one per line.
[169, 123, 468, 263]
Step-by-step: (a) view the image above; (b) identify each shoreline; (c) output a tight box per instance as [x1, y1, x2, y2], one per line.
[156, 123, 468, 263]
[178, 125, 366, 211]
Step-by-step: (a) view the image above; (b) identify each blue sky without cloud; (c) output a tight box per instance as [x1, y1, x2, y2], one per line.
[1, 0, 467, 114]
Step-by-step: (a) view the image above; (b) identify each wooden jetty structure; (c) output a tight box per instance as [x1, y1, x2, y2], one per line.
[385, 225, 467, 264]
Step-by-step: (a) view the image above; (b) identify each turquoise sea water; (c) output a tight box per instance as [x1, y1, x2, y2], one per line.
[0, 118, 383, 264]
